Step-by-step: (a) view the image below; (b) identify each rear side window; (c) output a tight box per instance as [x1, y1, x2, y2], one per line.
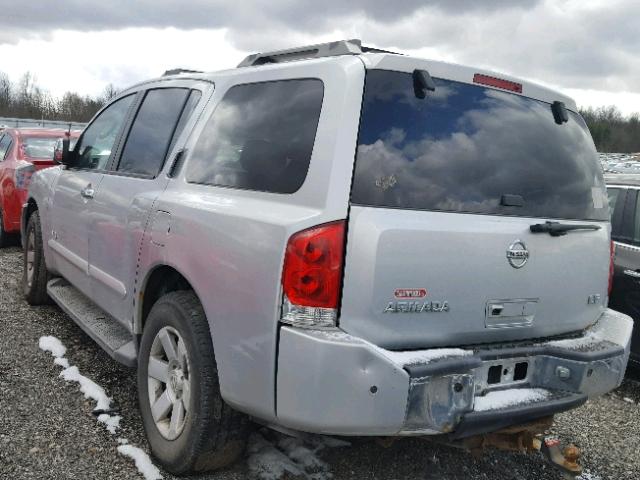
[352, 70, 608, 221]
[22, 137, 58, 159]
[0, 134, 12, 160]
[117, 88, 192, 177]
[608, 187, 624, 241]
[185, 79, 324, 194]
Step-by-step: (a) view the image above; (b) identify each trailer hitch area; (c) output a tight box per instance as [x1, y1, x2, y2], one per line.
[449, 417, 582, 478]
[540, 437, 582, 479]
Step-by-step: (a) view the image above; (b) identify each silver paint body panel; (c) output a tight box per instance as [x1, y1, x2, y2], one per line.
[340, 206, 610, 350]
[25, 51, 626, 434]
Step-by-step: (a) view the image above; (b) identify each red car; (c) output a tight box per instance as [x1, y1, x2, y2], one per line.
[0, 128, 80, 246]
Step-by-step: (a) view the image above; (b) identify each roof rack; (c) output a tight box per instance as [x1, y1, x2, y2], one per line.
[162, 68, 203, 76]
[237, 39, 380, 68]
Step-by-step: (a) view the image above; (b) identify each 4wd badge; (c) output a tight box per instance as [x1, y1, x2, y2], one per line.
[394, 288, 427, 299]
[385, 288, 449, 313]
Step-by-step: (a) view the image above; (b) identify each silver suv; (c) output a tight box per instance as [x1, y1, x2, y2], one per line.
[22, 40, 633, 473]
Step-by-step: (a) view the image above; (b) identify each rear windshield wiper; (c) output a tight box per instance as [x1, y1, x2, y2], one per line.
[530, 221, 601, 237]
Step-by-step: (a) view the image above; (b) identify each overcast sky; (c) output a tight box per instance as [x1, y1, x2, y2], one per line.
[0, 0, 638, 115]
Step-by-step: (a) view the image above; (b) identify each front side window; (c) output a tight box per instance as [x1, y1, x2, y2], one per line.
[117, 88, 193, 177]
[75, 94, 135, 171]
[352, 70, 608, 221]
[186, 79, 324, 194]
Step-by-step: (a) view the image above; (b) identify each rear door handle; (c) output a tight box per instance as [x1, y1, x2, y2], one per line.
[623, 269, 640, 278]
[80, 186, 95, 199]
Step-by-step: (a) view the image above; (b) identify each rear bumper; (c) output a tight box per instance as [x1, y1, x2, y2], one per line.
[275, 308, 632, 436]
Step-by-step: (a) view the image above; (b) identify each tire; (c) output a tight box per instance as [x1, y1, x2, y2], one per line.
[23, 211, 51, 305]
[0, 210, 10, 248]
[138, 290, 249, 474]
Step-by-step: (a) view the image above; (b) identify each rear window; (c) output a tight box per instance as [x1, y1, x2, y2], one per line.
[22, 137, 58, 159]
[185, 79, 324, 194]
[352, 70, 608, 221]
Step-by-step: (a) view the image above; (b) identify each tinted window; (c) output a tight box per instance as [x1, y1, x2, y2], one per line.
[0, 134, 11, 160]
[22, 137, 58, 159]
[633, 193, 640, 245]
[186, 79, 323, 194]
[608, 187, 624, 240]
[352, 70, 608, 221]
[118, 88, 191, 177]
[75, 95, 135, 170]
[167, 90, 202, 156]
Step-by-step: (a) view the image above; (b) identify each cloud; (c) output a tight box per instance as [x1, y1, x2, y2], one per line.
[0, 1, 541, 38]
[0, 0, 638, 105]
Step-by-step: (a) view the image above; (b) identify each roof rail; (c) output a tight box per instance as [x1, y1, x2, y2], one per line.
[237, 39, 365, 68]
[162, 68, 203, 76]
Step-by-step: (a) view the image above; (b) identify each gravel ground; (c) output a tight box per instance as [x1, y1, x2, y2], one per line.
[1, 245, 639, 480]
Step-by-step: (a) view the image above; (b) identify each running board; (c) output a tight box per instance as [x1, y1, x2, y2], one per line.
[47, 278, 137, 367]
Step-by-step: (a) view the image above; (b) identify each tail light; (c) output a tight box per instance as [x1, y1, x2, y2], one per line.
[608, 241, 615, 296]
[473, 73, 523, 93]
[281, 221, 346, 328]
[15, 162, 35, 190]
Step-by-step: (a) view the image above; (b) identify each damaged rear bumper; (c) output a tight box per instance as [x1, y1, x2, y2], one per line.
[275, 309, 632, 437]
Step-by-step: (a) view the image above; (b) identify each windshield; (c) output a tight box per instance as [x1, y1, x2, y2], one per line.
[352, 70, 608, 221]
[22, 137, 59, 159]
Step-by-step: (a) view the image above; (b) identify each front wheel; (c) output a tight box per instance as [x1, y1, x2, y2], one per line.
[0, 210, 11, 248]
[23, 211, 51, 305]
[137, 291, 249, 474]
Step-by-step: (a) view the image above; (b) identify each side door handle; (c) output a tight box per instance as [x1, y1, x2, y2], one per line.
[623, 269, 640, 278]
[80, 186, 95, 199]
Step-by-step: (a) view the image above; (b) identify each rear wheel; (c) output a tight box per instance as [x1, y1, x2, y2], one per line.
[138, 291, 249, 473]
[23, 211, 51, 305]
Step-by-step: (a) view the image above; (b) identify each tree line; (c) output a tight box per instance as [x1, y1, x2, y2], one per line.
[0, 70, 638, 152]
[0, 71, 117, 123]
[579, 106, 639, 153]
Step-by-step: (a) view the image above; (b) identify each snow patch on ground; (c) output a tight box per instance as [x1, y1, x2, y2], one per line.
[98, 413, 122, 434]
[39, 335, 67, 358]
[577, 469, 602, 480]
[247, 430, 351, 480]
[379, 347, 472, 366]
[474, 388, 550, 412]
[39, 335, 163, 480]
[59, 365, 112, 412]
[54, 357, 70, 369]
[117, 445, 163, 480]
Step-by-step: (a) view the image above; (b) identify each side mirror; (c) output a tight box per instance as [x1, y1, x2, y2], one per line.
[57, 137, 75, 167]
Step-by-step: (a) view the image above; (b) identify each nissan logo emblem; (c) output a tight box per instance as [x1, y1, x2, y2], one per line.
[506, 240, 529, 269]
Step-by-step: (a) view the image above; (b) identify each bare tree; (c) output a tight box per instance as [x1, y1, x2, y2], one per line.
[0, 69, 118, 122]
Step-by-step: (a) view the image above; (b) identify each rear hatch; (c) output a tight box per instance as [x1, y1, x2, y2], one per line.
[339, 69, 610, 350]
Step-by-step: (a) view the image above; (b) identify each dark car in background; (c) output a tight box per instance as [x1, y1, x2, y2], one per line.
[0, 128, 80, 246]
[606, 174, 640, 370]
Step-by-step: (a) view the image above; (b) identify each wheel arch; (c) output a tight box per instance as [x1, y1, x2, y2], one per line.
[136, 263, 204, 335]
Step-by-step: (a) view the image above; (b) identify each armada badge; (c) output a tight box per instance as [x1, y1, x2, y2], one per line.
[506, 240, 529, 269]
[383, 301, 449, 313]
